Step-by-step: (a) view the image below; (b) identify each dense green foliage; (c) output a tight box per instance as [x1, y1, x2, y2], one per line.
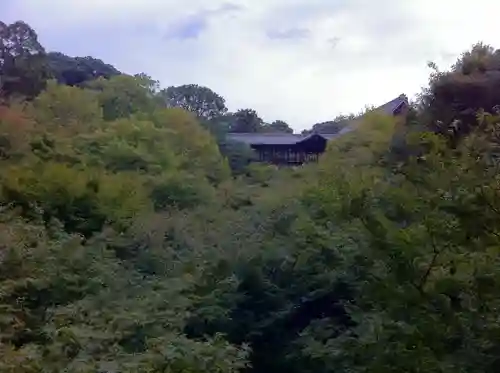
[302, 114, 357, 134]
[2, 19, 500, 373]
[47, 52, 121, 86]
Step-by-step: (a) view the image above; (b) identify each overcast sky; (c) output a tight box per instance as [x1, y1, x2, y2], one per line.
[4, 0, 500, 130]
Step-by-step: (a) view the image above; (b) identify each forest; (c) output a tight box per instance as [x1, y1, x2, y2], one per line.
[2, 19, 500, 373]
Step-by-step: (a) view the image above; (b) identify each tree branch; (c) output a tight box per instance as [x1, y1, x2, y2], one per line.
[417, 238, 440, 294]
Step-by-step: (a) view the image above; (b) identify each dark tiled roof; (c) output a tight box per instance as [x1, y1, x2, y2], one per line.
[226, 133, 304, 145]
[226, 132, 346, 145]
[377, 94, 408, 115]
[227, 94, 408, 146]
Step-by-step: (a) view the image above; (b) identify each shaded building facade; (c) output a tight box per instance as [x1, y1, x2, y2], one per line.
[227, 132, 338, 165]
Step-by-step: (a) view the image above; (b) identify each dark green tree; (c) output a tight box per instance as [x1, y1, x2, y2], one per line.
[161, 84, 228, 120]
[418, 42, 500, 143]
[47, 52, 121, 86]
[230, 109, 263, 133]
[304, 114, 355, 134]
[0, 21, 51, 99]
[263, 120, 293, 133]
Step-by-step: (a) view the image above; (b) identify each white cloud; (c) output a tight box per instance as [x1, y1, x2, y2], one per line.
[5, 0, 500, 131]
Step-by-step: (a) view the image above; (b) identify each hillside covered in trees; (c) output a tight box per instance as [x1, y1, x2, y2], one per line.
[2, 19, 500, 373]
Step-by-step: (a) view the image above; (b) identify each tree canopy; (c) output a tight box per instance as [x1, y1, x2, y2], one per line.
[161, 84, 228, 120]
[0, 21, 50, 99]
[262, 120, 294, 133]
[303, 114, 356, 134]
[229, 108, 264, 133]
[47, 52, 121, 86]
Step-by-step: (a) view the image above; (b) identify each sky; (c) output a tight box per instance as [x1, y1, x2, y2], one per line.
[4, 0, 500, 131]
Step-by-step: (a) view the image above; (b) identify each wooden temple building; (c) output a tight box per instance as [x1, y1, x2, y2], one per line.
[227, 94, 409, 165]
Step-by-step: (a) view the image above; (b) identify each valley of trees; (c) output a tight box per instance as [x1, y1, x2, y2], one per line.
[2, 20, 500, 373]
